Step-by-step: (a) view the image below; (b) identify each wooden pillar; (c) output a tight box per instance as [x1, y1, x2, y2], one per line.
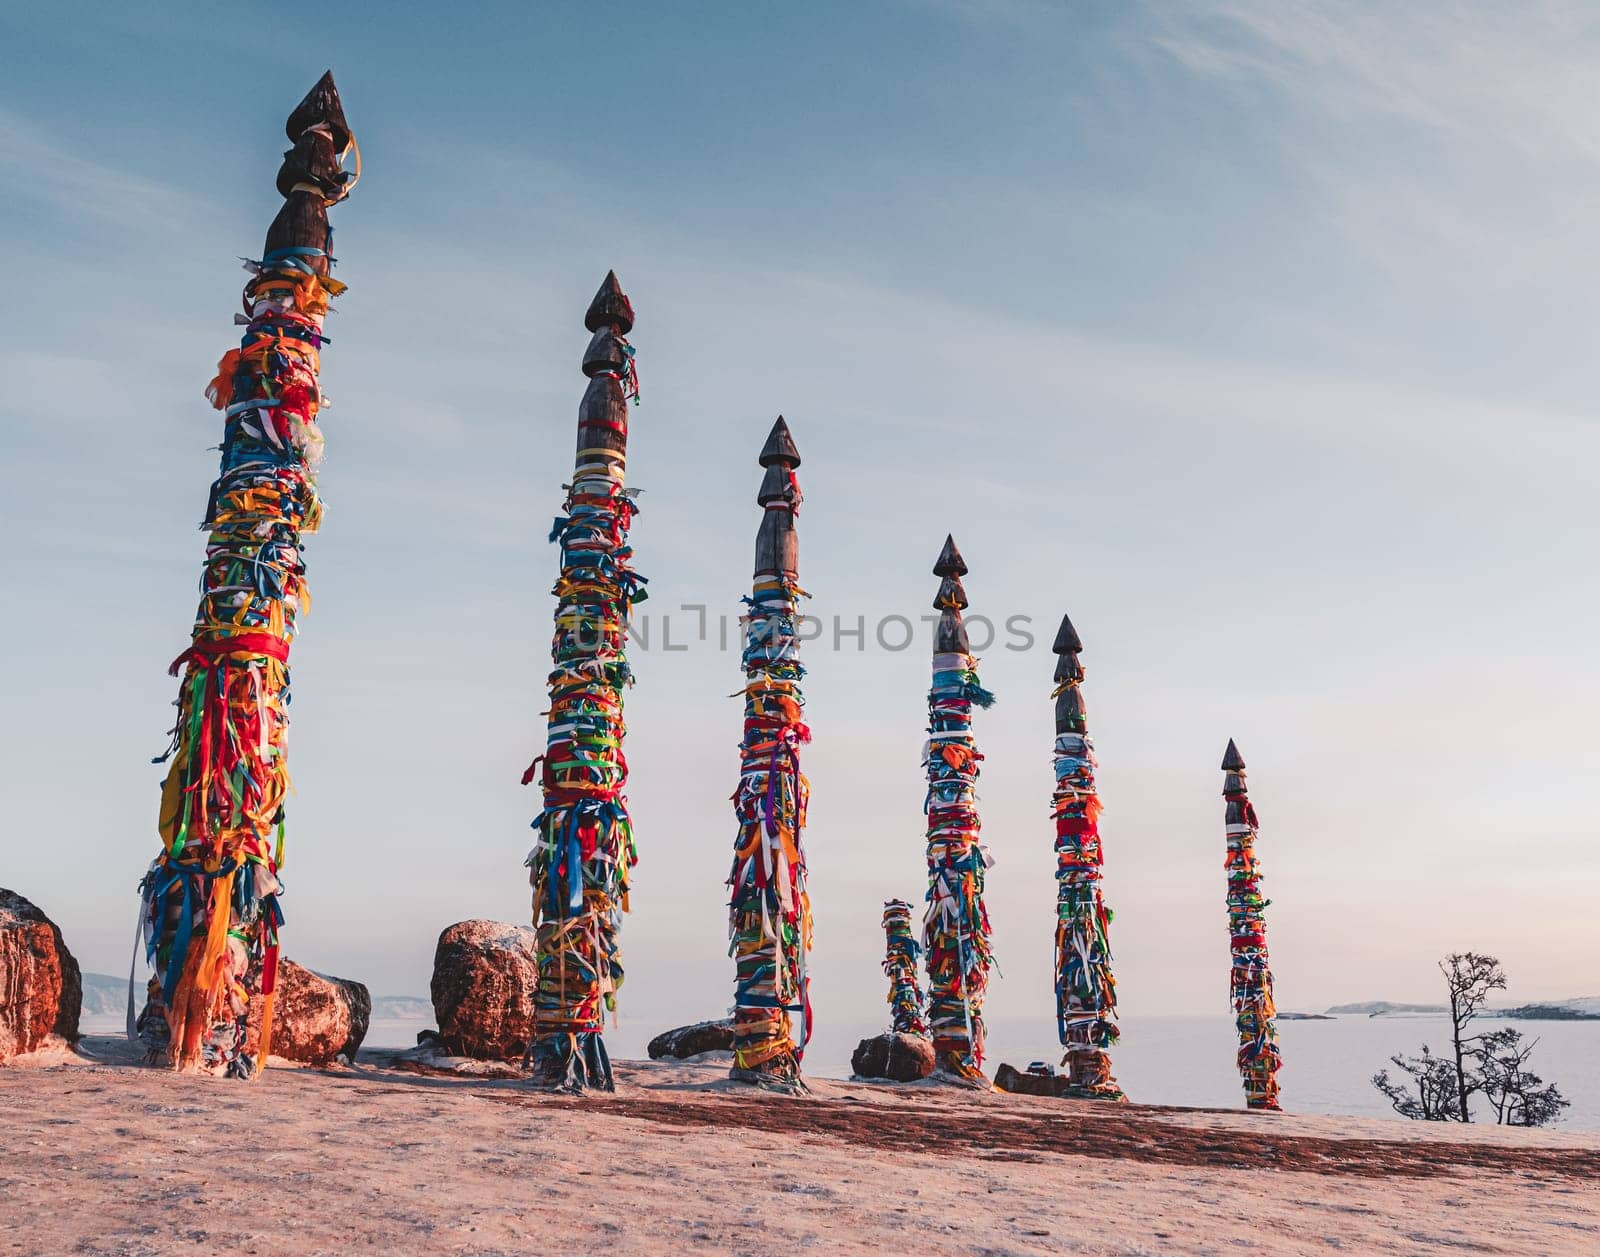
[136, 73, 359, 1075]
[921, 535, 996, 1084]
[523, 272, 645, 1091]
[1222, 739, 1283, 1110]
[881, 899, 928, 1036]
[726, 417, 813, 1091]
[1050, 614, 1125, 1099]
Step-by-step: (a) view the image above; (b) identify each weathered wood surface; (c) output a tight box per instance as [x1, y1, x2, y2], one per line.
[933, 533, 967, 577]
[265, 71, 352, 270]
[753, 417, 801, 577]
[584, 269, 634, 334]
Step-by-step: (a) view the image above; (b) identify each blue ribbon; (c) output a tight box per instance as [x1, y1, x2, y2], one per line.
[147, 856, 238, 1006]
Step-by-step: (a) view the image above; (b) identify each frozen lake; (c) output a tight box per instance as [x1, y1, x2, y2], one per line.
[377, 1010, 1600, 1130]
[85, 1010, 1599, 1130]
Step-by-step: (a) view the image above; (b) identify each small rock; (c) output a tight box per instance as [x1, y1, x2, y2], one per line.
[647, 1019, 736, 1059]
[246, 960, 370, 1066]
[993, 1061, 1070, 1097]
[0, 888, 82, 1063]
[430, 920, 538, 1060]
[851, 1031, 935, 1082]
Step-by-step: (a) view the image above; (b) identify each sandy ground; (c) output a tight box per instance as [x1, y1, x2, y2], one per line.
[1, 1037, 1597, 1256]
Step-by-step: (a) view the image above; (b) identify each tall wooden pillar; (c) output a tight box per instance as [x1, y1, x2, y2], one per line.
[1050, 614, 1124, 1099]
[1222, 739, 1283, 1110]
[523, 272, 645, 1092]
[137, 73, 359, 1076]
[726, 417, 813, 1092]
[921, 535, 995, 1084]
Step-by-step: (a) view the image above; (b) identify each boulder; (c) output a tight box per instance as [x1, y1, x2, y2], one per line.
[993, 1061, 1071, 1097]
[430, 920, 538, 1060]
[247, 960, 371, 1066]
[647, 1019, 736, 1060]
[851, 1031, 936, 1082]
[0, 888, 82, 1062]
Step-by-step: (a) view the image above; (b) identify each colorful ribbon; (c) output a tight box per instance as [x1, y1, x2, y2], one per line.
[136, 237, 349, 1076]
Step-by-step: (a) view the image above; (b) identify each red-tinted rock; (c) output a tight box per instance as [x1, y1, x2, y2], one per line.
[647, 1019, 736, 1060]
[430, 920, 538, 1060]
[851, 1031, 936, 1082]
[245, 960, 370, 1066]
[994, 1059, 1128, 1101]
[0, 889, 82, 1062]
[993, 1061, 1071, 1097]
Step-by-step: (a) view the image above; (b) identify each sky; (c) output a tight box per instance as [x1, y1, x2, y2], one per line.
[3, 0, 1598, 1050]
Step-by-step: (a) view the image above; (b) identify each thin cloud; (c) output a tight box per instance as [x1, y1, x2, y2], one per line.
[1151, 2, 1600, 164]
[0, 108, 204, 225]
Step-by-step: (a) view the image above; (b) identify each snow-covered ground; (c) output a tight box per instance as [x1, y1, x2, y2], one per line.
[4, 1037, 1598, 1255]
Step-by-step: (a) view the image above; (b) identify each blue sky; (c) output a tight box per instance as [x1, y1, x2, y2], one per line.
[4, 0, 1598, 1045]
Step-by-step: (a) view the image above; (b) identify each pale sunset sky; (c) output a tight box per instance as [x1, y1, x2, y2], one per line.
[3, 2, 1597, 1049]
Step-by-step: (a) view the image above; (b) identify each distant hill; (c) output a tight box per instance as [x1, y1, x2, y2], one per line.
[1326, 997, 1600, 1020]
[81, 973, 431, 1022]
[1500, 997, 1600, 1021]
[372, 996, 432, 1019]
[81, 971, 130, 1016]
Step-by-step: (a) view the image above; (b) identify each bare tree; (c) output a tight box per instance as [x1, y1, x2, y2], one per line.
[1440, 952, 1506, 1120]
[1373, 953, 1566, 1127]
[1372, 1046, 1465, 1121]
[1474, 1028, 1570, 1128]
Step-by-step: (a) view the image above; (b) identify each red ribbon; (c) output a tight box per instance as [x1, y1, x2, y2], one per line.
[169, 632, 290, 677]
[543, 787, 621, 805]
